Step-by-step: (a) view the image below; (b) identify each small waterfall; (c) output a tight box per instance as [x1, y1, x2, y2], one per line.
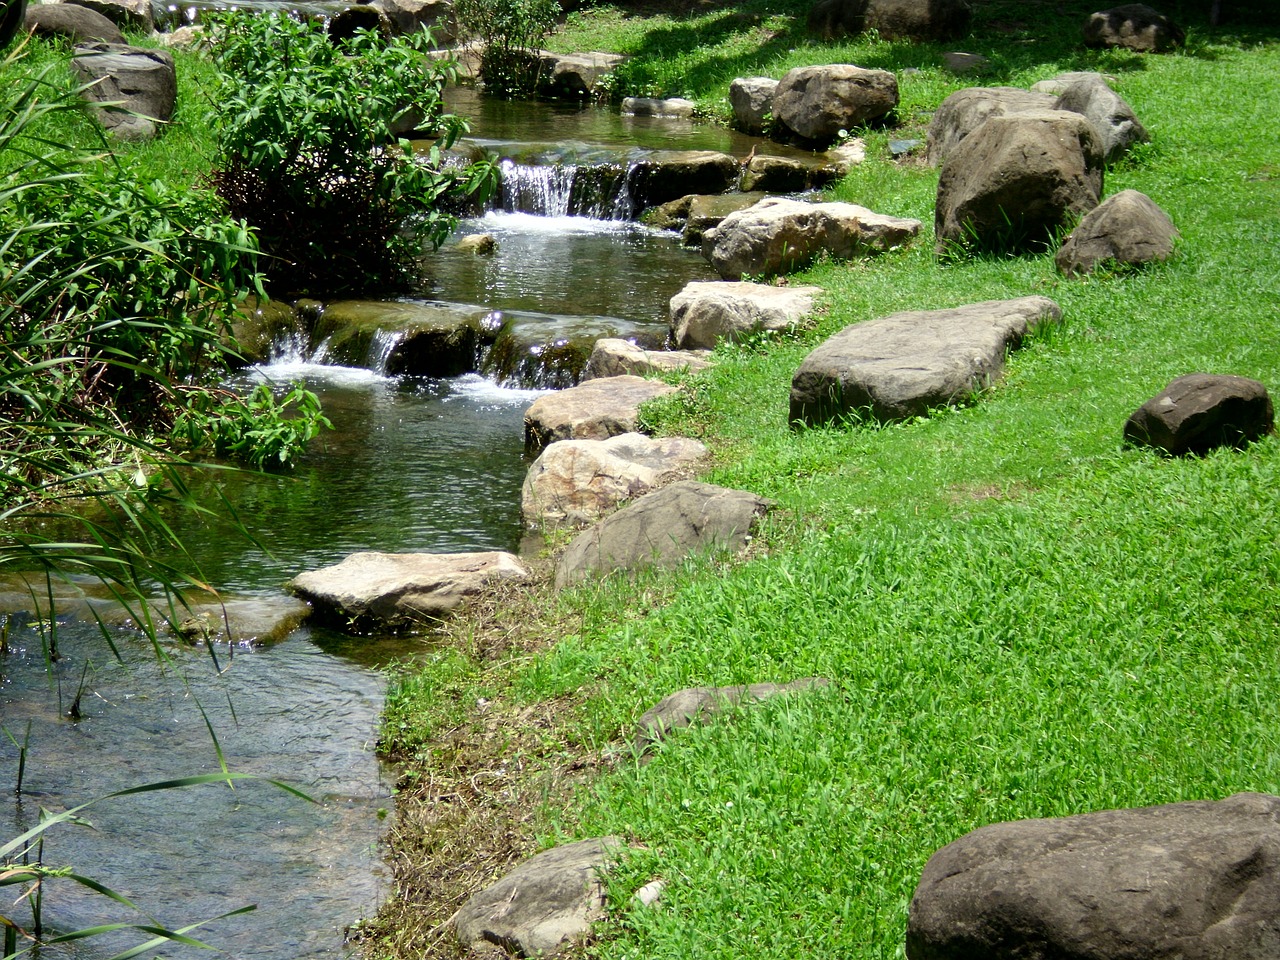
[366, 328, 406, 376]
[496, 158, 635, 220]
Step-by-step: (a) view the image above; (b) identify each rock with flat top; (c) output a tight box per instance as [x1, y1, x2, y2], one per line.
[287, 551, 529, 631]
[926, 87, 1057, 167]
[702, 197, 921, 279]
[670, 279, 824, 349]
[1123, 373, 1274, 455]
[791, 296, 1062, 425]
[455, 838, 624, 958]
[555, 480, 771, 587]
[522, 432, 709, 527]
[907, 792, 1280, 960]
[523, 375, 678, 454]
[582, 339, 712, 381]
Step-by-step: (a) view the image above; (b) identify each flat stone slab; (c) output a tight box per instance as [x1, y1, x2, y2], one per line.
[790, 296, 1062, 425]
[555, 479, 772, 588]
[670, 280, 824, 350]
[635, 678, 830, 754]
[523, 432, 710, 528]
[1124, 373, 1274, 455]
[455, 837, 624, 957]
[581, 338, 713, 381]
[907, 792, 1280, 960]
[287, 551, 529, 632]
[703, 197, 921, 280]
[523, 375, 679, 454]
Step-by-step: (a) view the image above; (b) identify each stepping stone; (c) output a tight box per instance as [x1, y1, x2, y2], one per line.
[454, 837, 624, 958]
[790, 296, 1062, 425]
[581, 338, 713, 381]
[523, 432, 710, 528]
[555, 479, 771, 588]
[703, 197, 921, 280]
[287, 550, 529, 632]
[523, 375, 678, 454]
[670, 280, 824, 350]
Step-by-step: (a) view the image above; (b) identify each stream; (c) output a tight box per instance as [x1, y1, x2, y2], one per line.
[0, 82, 786, 958]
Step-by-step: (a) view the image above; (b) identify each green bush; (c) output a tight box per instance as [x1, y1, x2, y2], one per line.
[206, 13, 496, 297]
[452, 0, 559, 97]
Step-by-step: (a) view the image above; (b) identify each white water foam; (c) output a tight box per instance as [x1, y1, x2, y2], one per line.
[447, 372, 551, 406]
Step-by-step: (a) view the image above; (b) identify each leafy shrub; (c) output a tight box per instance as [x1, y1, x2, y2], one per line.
[206, 13, 496, 297]
[173, 382, 332, 470]
[451, 0, 559, 98]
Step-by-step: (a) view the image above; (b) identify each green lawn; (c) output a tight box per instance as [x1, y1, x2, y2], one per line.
[377, 2, 1280, 956]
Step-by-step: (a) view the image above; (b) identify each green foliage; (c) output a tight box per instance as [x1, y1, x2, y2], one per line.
[173, 382, 332, 471]
[206, 13, 496, 297]
[452, 0, 559, 97]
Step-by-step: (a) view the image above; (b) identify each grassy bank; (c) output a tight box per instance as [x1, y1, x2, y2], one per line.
[370, 2, 1280, 959]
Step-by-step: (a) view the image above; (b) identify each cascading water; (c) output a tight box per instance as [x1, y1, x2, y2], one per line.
[495, 157, 636, 220]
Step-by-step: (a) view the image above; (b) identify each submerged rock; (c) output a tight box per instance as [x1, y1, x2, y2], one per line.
[287, 551, 529, 632]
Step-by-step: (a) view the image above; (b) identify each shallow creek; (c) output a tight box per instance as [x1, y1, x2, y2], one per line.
[0, 87, 785, 957]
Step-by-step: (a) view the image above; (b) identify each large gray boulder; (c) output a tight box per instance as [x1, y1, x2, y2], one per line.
[539, 51, 625, 99]
[739, 153, 822, 193]
[625, 151, 741, 210]
[522, 433, 709, 528]
[523, 375, 679, 454]
[1051, 72, 1148, 163]
[582, 338, 713, 381]
[635, 678, 830, 754]
[935, 109, 1104, 255]
[790, 296, 1062, 425]
[729, 76, 778, 134]
[1056, 189, 1178, 277]
[71, 43, 176, 141]
[808, 0, 971, 41]
[555, 480, 772, 588]
[772, 64, 898, 144]
[371, 0, 452, 39]
[64, 0, 152, 32]
[702, 197, 921, 279]
[1083, 3, 1185, 52]
[1123, 373, 1274, 455]
[670, 280, 824, 350]
[287, 550, 529, 631]
[25, 2, 124, 42]
[907, 792, 1280, 960]
[926, 87, 1057, 167]
[455, 838, 623, 958]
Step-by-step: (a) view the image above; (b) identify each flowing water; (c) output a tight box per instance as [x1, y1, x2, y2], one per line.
[1, 87, 775, 958]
